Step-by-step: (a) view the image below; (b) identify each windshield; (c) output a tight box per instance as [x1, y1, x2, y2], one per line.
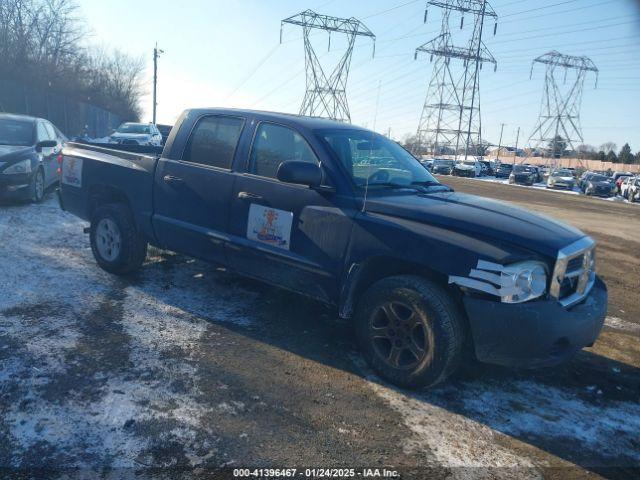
[463, 161, 476, 166]
[590, 174, 610, 182]
[116, 123, 151, 134]
[0, 118, 34, 146]
[434, 159, 455, 166]
[320, 129, 440, 188]
[498, 164, 512, 170]
[554, 169, 572, 176]
[513, 165, 534, 173]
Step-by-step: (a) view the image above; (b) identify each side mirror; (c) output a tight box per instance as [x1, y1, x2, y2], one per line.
[36, 140, 57, 151]
[277, 161, 322, 187]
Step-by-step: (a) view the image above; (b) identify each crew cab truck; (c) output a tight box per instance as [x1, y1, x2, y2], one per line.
[58, 109, 607, 389]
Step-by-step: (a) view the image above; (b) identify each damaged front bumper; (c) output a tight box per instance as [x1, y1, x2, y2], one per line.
[463, 276, 607, 367]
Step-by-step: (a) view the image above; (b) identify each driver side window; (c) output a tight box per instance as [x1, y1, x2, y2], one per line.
[249, 123, 318, 179]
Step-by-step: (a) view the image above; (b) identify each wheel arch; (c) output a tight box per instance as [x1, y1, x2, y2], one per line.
[339, 255, 458, 320]
[88, 184, 133, 220]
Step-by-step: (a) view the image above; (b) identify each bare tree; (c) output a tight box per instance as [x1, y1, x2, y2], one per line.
[599, 142, 617, 154]
[0, 0, 145, 121]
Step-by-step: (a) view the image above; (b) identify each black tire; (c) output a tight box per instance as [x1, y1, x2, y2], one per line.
[90, 203, 147, 275]
[31, 167, 45, 203]
[355, 275, 465, 389]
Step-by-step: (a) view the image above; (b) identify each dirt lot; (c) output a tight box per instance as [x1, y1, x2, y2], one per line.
[1, 181, 639, 479]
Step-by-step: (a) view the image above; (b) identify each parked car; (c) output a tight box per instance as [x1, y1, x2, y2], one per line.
[579, 171, 595, 192]
[494, 163, 513, 178]
[480, 160, 495, 176]
[547, 168, 576, 190]
[431, 158, 455, 175]
[59, 108, 607, 389]
[583, 174, 616, 197]
[110, 122, 163, 146]
[509, 164, 538, 186]
[625, 177, 640, 202]
[614, 173, 633, 195]
[526, 165, 544, 183]
[452, 160, 482, 178]
[0, 113, 66, 202]
[420, 158, 434, 172]
[612, 171, 633, 183]
[620, 176, 635, 199]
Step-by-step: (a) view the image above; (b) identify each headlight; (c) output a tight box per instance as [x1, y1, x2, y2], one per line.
[505, 261, 547, 303]
[3, 159, 32, 174]
[449, 260, 548, 304]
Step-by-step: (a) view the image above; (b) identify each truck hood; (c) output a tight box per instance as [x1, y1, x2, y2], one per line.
[364, 190, 584, 258]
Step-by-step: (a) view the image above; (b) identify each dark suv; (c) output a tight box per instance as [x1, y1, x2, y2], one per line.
[494, 163, 513, 178]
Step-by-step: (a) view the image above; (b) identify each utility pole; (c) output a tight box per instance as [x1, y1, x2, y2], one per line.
[495, 122, 505, 161]
[513, 126, 520, 164]
[152, 43, 164, 124]
[528, 51, 598, 166]
[280, 10, 375, 122]
[414, 1, 498, 159]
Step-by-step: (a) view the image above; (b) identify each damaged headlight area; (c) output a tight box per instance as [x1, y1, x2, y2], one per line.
[2, 159, 32, 174]
[449, 259, 547, 304]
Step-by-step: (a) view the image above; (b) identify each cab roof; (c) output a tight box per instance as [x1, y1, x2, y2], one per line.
[184, 108, 365, 131]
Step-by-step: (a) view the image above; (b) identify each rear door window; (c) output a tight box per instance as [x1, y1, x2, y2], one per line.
[248, 123, 318, 179]
[183, 116, 244, 169]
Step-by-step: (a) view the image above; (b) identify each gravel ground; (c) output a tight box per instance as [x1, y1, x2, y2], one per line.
[0, 183, 639, 479]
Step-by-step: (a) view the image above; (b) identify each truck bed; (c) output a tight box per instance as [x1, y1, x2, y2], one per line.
[59, 142, 161, 241]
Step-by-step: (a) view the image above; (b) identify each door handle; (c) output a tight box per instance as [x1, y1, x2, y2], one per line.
[237, 191, 263, 201]
[163, 174, 184, 184]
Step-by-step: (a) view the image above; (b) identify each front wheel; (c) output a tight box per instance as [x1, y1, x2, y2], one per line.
[355, 275, 465, 389]
[31, 168, 45, 203]
[90, 203, 148, 275]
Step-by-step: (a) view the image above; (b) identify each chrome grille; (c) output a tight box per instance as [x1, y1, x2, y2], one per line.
[566, 255, 584, 272]
[550, 237, 596, 308]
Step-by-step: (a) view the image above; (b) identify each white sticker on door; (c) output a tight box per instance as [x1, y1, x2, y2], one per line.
[61, 156, 83, 188]
[247, 203, 293, 250]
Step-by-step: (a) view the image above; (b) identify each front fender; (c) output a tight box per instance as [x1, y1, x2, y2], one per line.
[338, 212, 542, 318]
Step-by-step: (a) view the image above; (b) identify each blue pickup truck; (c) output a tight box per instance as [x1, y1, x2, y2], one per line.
[58, 109, 607, 389]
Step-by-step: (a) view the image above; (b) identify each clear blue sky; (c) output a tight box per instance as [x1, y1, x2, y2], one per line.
[78, 0, 640, 151]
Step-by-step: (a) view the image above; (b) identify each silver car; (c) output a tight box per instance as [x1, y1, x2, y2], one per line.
[109, 123, 163, 146]
[547, 168, 575, 190]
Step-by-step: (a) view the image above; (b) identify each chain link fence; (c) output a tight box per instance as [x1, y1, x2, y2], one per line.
[0, 79, 121, 138]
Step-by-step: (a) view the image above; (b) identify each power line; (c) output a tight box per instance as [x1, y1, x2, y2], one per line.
[501, 0, 581, 18]
[224, 43, 280, 102]
[362, 0, 422, 19]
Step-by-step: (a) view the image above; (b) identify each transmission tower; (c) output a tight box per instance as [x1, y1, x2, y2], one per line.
[280, 10, 375, 122]
[414, 1, 497, 159]
[528, 51, 598, 162]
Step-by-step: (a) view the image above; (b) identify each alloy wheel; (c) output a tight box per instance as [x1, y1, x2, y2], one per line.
[369, 301, 431, 370]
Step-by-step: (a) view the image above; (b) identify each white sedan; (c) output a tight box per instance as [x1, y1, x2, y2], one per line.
[109, 123, 163, 146]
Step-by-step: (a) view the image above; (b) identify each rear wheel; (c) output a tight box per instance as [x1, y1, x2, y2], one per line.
[355, 275, 464, 389]
[90, 203, 147, 275]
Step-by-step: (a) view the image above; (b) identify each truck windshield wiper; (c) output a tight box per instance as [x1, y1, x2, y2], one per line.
[411, 180, 454, 192]
[367, 182, 421, 190]
[410, 180, 441, 187]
